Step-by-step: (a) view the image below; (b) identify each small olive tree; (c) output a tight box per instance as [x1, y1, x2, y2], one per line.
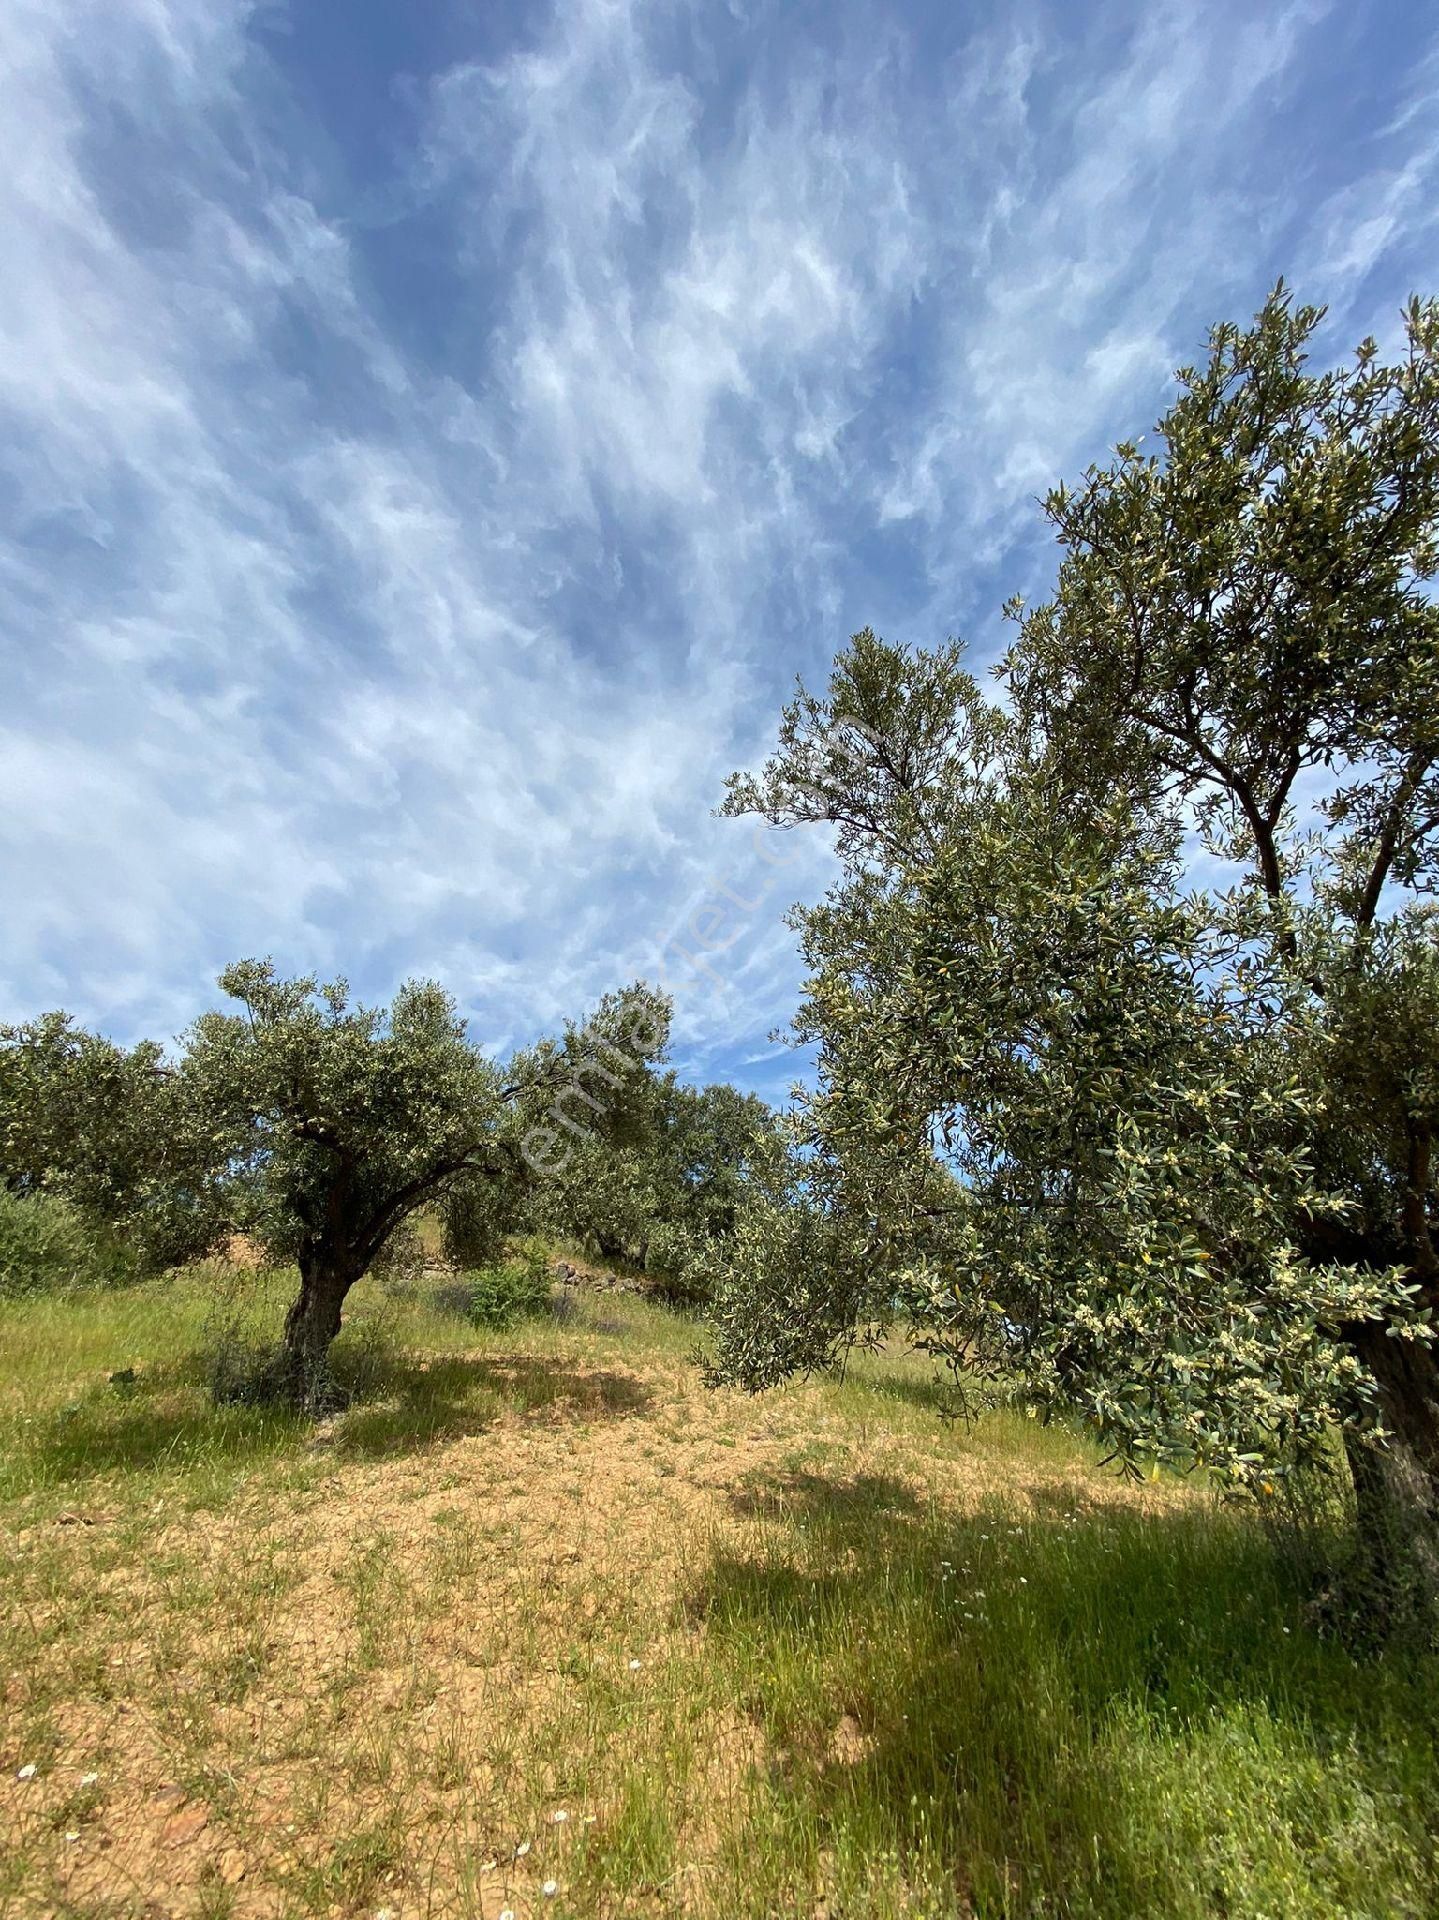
[184, 961, 669, 1395]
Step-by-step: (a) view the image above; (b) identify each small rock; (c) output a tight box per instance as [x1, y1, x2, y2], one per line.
[219, 1849, 247, 1885]
[162, 1805, 209, 1848]
[16, 1764, 36, 1781]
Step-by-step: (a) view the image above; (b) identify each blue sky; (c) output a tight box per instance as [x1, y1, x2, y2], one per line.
[1, 0, 1436, 1101]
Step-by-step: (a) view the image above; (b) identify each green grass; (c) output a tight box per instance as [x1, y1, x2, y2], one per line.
[692, 1478, 1438, 1917]
[1, 1260, 1436, 1917]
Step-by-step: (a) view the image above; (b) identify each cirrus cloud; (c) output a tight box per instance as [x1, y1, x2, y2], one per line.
[1, 0, 1435, 1100]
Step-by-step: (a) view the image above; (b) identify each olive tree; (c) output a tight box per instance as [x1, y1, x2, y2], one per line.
[0, 1012, 222, 1271]
[0, 961, 670, 1389]
[527, 1070, 778, 1294]
[184, 961, 669, 1395]
[716, 287, 1439, 1613]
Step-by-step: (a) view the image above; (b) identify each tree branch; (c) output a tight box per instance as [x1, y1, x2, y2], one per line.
[357, 1145, 516, 1262]
[1355, 748, 1436, 930]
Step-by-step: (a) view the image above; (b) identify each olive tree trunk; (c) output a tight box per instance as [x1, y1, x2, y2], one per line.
[280, 1245, 363, 1402]
[1342, 1316, 1439, 1625]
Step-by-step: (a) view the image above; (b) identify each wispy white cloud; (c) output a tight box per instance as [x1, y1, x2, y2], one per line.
[1304, 44, 1439, 314]
[1, 0, 1435, 1087]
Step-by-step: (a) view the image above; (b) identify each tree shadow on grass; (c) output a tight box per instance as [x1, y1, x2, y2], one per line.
[329, 1350, 652, 1460]
[727, 1468, 925, 1527]
[12, 1346, 652, 1489]
[691, 1485, 1439, 1917]
[10, 1389, 308, 1493]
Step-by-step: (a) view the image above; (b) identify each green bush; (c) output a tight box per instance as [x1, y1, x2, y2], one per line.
[0, 1187, 141, 1296]
[466, 1238, 553, 1329]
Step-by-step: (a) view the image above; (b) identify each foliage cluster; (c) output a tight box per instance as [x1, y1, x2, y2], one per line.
[0, 1186, 142, 1297]
[715, 286, 1439, 1620]
[524, 1074, 783, 1303]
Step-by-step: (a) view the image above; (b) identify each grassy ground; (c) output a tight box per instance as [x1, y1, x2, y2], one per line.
[2, 1266, 1437, 1919]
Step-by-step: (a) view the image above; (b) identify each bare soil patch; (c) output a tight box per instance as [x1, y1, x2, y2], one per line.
[1, 1327, 1186, 1919]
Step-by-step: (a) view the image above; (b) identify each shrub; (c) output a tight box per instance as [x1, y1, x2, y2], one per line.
[0, 1187, 141, 1296]
[466, 1239, 553, 1329]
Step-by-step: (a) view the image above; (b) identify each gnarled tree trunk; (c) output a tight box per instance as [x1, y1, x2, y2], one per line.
[280, 1242, 362, 1403]
[1304, 1150, 1439, 1630]
[1342, 1314, 1439, 1627]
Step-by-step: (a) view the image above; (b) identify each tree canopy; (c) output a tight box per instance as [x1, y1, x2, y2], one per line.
[0, 1010, 221, 1271]
[714, 286, 1439, 1614]
[525, 1069, 780, 1298]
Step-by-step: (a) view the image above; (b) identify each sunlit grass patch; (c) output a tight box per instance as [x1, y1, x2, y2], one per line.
[0, 1263, 681, 1509]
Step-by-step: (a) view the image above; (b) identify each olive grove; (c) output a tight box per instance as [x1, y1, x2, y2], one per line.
[2, 962, 672, 1397]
